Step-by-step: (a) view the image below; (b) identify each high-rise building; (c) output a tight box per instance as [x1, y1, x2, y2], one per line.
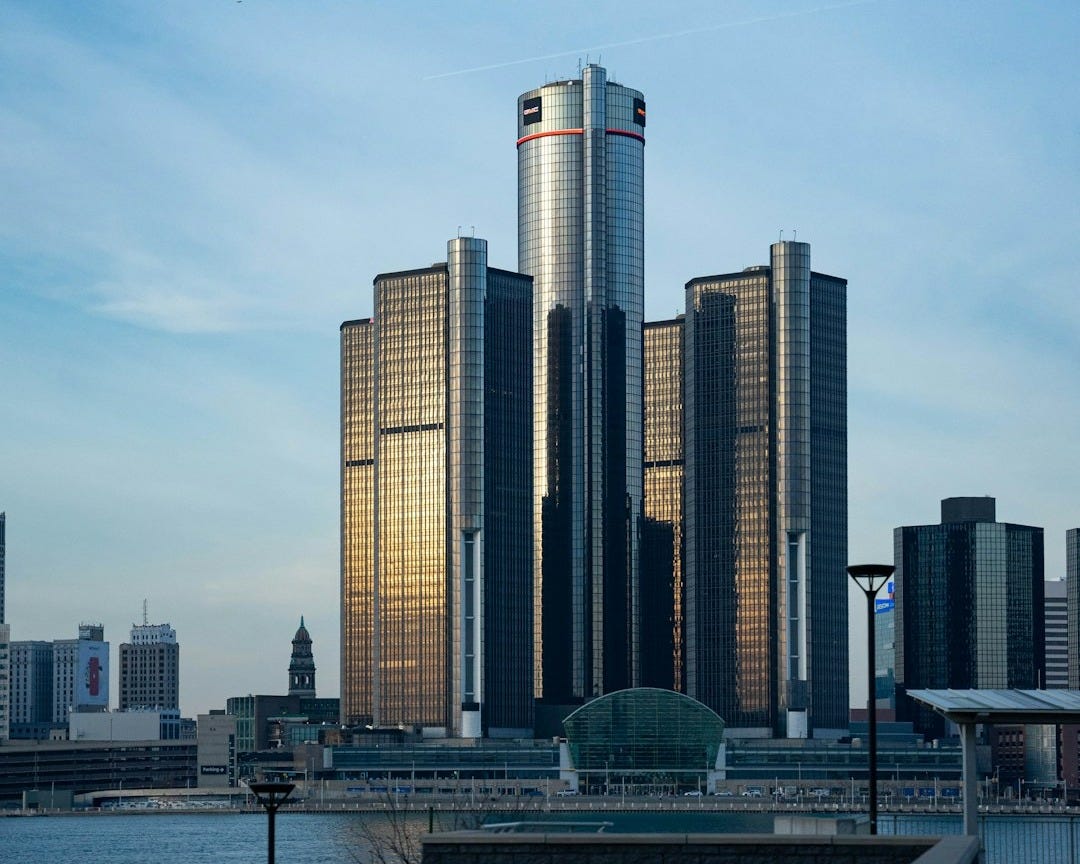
[1068, 529, 1080, 689]
[1045, 579, 1068, 689]
[873, 576, 897, 711]
[517, 65, 646, 710]
[340, 237, 532, 737]
[288, 617, 316, 698]
[119, 620, 178, 711]
[895, 497, 1045, 739]
[0, 624, 9, 741]
[641, 318, 685, 692]
[10, 640, 53, 739]
[53, 624, 109, 724]
[658, 242, 848, 738]
[1, 512, 6, 624]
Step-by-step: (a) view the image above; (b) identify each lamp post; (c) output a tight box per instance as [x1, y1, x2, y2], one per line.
[847, 563, 895, 836]
[249, 781, 295, 864]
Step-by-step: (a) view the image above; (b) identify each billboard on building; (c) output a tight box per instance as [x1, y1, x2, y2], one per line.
[76, 641, 109, 708]
[875, 580, 895, 614]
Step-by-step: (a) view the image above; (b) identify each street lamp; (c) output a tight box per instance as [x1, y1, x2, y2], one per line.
[848, 563, 895, 836]
[248, 781, 295, 864]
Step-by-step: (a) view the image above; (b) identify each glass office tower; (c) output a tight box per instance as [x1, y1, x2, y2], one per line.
[340, 238, 532, 737]
[517, 65, 645, 708]
[642, 319, 685, 691]
[895, 497, 1045, 739]
[680, 241, 848, 737]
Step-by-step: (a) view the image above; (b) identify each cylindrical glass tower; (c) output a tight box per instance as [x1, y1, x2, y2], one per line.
[517, 65, 645, 703]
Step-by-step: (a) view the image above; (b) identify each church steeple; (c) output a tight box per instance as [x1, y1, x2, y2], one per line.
[288, 616, 316, 697]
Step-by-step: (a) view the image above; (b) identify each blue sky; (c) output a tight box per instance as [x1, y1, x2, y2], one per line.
[2, 1, 1078, 716]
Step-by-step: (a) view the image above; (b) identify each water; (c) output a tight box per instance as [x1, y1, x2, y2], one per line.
[0, 810, 1075, 864]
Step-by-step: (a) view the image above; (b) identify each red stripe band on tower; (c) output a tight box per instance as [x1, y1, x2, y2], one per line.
[516, 128, 646, 147]
[516, 128, 584, 147]
[605, 128, 646, 144]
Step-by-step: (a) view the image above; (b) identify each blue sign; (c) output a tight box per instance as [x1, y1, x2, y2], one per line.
[941, 788, 959, 798]
[875, 599, 895, 614]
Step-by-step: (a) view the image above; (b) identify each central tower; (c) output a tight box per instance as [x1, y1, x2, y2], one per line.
[517, 65, 645, 709]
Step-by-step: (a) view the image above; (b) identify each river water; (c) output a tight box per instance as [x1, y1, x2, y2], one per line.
[1, 810, 1076, 863]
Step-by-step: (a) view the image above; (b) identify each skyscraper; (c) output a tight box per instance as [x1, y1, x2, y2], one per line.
[641, 318, 685, 692]
[517, 65, 645, 709]
[1045, 578, 1067, 689]
[1068, 529, 1080, 689]
[669, 241, 848, 737]
[340, 237, 532, 737]
[53, 624, 108, 723]
[288, 616, 316, 698]
[1, 512, 6, 624]
[9, 641, 53, 739]
[119, 620, 179, 711]
[895, 497, 1045, 739]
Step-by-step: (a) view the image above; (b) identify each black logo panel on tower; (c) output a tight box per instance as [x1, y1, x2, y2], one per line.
[523, 97, 542, 126]
[633, 98, 646, 127]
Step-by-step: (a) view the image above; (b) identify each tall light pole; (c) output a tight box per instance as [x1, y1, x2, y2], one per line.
[847, 563, 895, 836]
[249, 782, 295, 864]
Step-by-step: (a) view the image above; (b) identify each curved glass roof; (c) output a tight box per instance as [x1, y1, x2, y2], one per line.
[562, 688, 725, 772]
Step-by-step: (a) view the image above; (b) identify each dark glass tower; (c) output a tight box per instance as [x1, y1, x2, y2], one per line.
[676, 241, 848, 737]
[895, 497, 1045, 739]
[517, 65, 645, 709]
[340, 238, 533, 737]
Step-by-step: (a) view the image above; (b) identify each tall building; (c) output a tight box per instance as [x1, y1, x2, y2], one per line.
[0, 623, 9, 741]
[119, 620, 179, 711]
[873, 577, 897, 711]
[1068, 529, 1080, 690]
[288, 617, 316, 698]
[340, 237, 533, 737]
[895, 497, 1045, 739]
[517, 65, 646, 710]
[1, 512, 6, 624]
[641, 318, 685, 692]
[1045, 578, 1068, 689]
[10, 640, 53, 739]
[52, 624, 109, 724]
[662, 241, 847, 738]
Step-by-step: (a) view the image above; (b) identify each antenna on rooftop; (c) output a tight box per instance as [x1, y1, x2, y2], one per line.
[793, 228, 797, 240]
[142, 599, 148, 626]
[779, 229, 784, 241]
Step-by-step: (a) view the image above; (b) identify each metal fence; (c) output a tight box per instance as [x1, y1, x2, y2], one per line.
[882, 813, 1080, 863]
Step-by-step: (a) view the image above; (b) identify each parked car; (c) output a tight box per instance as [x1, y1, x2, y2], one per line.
[683, 790, 703, 797]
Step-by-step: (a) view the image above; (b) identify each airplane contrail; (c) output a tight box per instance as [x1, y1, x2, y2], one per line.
[423, 0, 883, 81]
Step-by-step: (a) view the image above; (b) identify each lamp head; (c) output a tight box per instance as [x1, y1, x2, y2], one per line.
[847, 563, 895, 595]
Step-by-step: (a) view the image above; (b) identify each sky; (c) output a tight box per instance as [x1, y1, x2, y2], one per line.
[2, 0, 1078, 718]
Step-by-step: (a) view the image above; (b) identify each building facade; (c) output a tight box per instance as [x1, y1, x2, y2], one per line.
[1045, 578, 1068, 689]
[0, 624, 9, 741]
[1068, 529, 1080, 690]
[517, 65, 645, 708]
[674, 241, 847, 738]
[895, 497, 1045, 739]
[119, 622, 179, 711]
[340, 237, 532, 737]
[0, 512, 6, 624]
[53, 625, 109, 724]
[10, 640, 53, 739]
[641, 318, 685, 692]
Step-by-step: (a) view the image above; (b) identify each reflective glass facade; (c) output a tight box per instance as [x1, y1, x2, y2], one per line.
[894, 498, 1045, 739]
[680, 242, 847, 736]
[642, 319, 684, 691]
[340, 240, 532, 736]
[518, 65, 644, 704]
[563, 687, 723, 773]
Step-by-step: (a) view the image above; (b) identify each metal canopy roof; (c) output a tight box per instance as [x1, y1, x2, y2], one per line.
[907, 689, 1080, 725]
